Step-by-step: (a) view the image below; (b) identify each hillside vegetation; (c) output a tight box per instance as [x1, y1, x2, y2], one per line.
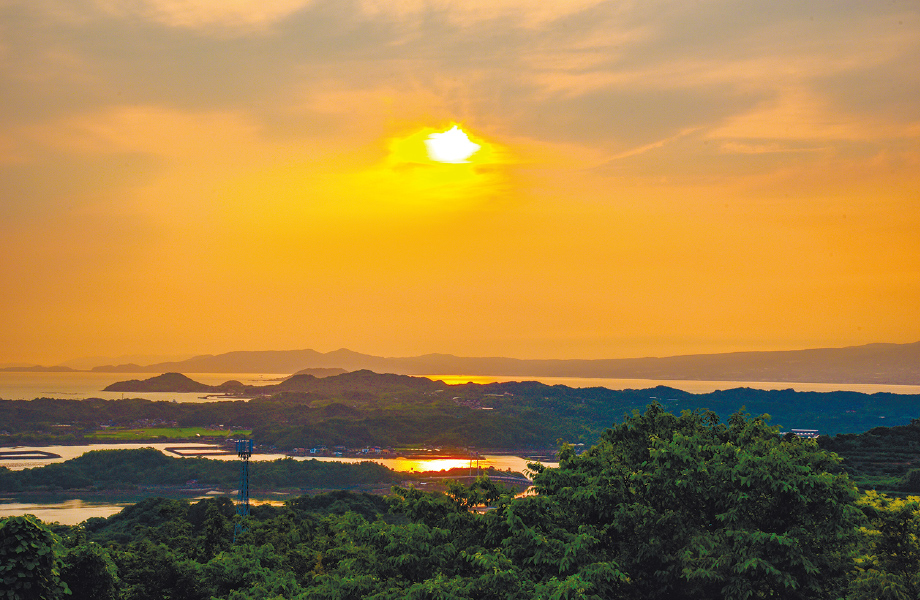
[3, 371, 920, 451]
[3, 405, 920, 600]
[820, 419, 920, 494]
[0, 448, 403, 493]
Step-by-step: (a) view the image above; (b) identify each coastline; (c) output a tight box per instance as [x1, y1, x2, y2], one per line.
[1, 437, 558, 461]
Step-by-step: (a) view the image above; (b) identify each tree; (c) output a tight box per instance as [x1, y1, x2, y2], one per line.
[61, 541, 120, 600]
[0, 515, 70, 600]
[899, 469, 920, 493]
[510, 403, 864, 599]
[111, 539, 205, 600]
[848, 491, 920, 599]
[197, 501, 231, 561]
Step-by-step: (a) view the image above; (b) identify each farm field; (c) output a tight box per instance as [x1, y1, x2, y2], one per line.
[86, 427, 252, 440]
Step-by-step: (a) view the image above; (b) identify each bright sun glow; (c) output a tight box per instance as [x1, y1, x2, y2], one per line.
[425, 125, 481, 163]
[392, 457, 474, 472]
[430, 375, 502, 385]
[344, 123, 511, 213]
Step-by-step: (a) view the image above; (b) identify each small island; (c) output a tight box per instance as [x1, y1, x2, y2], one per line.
[103, 372, 244, 394]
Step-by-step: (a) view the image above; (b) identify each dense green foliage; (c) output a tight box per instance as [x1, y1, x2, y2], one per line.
[820, 419, 920, 493]
[3, 371, 920, 451]
[60, 538, 121, 600]
[7, 405, 920, 599]
[521, 404, 862, 598]
[0, 515, 69, 599]
[849, 491, 920, 599]
[0, 449, 403, 493]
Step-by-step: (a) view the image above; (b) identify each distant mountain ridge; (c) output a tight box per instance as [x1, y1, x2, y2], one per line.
[85, 341, 920, 385]
[0, 365, 77, 373]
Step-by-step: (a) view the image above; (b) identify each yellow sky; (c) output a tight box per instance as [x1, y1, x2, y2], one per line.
[1, 0, 918, 365]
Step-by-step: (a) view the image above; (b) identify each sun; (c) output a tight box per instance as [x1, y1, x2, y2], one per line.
[346, 123, 510, 212]
[424, 125, 481, 163]
[385, 123, 501, 167]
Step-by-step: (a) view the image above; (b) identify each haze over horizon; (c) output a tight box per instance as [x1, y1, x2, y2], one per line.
[9, 341, 920, 378]
[2, 1, 918, 366]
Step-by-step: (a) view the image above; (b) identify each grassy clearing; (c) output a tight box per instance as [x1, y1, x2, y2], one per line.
[87, 427, 252, 440]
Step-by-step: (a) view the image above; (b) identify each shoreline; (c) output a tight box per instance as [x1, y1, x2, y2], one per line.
[1, 438, 558, 459]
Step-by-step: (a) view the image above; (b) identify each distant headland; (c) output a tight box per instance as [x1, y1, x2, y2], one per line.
[7, 341, 920, 386]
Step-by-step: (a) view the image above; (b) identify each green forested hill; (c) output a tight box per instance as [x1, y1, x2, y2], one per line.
[0, 448, 404, 493]
[3, 371, 920, 450]
[820, 418, 920, 493]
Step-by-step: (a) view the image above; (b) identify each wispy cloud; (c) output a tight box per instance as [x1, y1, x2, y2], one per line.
[718, 141, 829, 155]
[605, 128, 701, 161]
[2, 0, 919, 363]
[93, 0, 317, 31]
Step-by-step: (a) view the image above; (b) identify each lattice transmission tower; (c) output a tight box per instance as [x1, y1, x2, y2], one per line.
[233, 439, 253, 543]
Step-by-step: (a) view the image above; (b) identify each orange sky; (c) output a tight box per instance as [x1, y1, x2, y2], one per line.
[2, 0, 919, 366]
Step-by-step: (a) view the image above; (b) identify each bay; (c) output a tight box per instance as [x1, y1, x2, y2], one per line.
[0, 493, 290, 525]
[0, 444, 552, 524]
[425, 374, 920, 395]
[0, 498, 136, 525]
[1, 443, 551, 474]
[0, 371, 289, 402]
[0, 442, 227, 471]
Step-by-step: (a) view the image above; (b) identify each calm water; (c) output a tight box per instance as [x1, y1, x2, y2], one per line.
[425, 374, 920, 395]
[0, 498, 136, 524]
[0, 443, 550, 473]
[0, 444, 551, 524]
[0, 493, 289, 525]
[3, 371, 919, 402]
[0, 442, 227, 470]
[0, 372, 289, 402]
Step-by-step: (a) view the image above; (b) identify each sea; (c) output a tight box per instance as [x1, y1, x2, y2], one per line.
[3, 371, 919, 524]
[0, 443, 547, 524]
[0, 371, 291, 403]
[3, 370, 920, 402]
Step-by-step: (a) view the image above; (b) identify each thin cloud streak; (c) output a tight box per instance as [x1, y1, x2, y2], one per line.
[0, 0, 918, 364]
